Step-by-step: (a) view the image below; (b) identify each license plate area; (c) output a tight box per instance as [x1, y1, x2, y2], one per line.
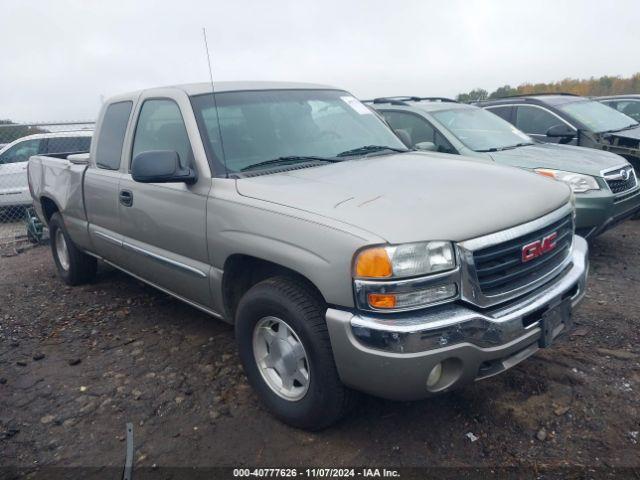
[539, 299, 572, 348]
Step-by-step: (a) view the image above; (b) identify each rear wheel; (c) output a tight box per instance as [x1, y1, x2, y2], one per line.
[49, 213, 97, 285]
[235, 276, 356, 430]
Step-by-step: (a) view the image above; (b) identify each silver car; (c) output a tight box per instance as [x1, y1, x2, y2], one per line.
[0, 131, 92, 208]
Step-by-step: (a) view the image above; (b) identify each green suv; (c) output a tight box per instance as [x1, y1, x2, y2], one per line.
[369, 97, 640, 239]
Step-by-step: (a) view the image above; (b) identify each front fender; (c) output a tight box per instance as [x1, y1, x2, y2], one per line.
[207, 183, 383, 312]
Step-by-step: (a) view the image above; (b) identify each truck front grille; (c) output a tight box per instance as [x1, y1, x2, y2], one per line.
[472, 213, 573, 297]
[605, 166, 637, 194]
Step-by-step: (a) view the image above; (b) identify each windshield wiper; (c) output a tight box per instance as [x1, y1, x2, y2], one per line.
[600, 124, 639, 134]
[502, 142, 535, 150]
[336, 145, 409, 157]
[476, 142, 533, 153]
[240, 156, 340, 172]
[475, 147, 502, 152]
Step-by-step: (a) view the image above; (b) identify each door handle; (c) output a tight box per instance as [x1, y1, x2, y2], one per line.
[119, 189, 133, 207]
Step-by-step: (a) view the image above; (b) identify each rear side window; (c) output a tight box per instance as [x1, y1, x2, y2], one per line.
[486, 106, 513, 123]
[383, 111, 436, 145]
[131, 99, 193, 169]
[46, 136, 92, 155]
[608, 100, 640, 122]
[382, 111, 456, 154]
[515, 106, 562, 135]
[96, 101, 133, 170]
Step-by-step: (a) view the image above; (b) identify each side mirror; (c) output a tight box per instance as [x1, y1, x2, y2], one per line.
[414, 141, 438, 152]
[131, 150, 196, 184]
[546, 124, 575, 139]
[393, 129, 413, 148]
[68, 153, 89, 165]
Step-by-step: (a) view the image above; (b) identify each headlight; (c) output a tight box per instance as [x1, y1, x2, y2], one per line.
[535, 168, 600, 193]
[353, 241, 458, 312]
[354, 241, 455, 279]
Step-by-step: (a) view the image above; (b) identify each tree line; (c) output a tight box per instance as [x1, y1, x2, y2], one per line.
[456, 73, 640, 102]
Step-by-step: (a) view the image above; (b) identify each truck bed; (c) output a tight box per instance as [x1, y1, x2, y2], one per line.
[28, 154, 91, 248]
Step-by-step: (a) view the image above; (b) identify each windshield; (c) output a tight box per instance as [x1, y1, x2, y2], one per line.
[191, 89, 407, 174]
[431, 107, 533, 152]
[558, 100, 639, 133]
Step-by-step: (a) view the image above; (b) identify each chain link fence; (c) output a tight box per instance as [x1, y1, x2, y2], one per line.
[0, 121, 94, 255]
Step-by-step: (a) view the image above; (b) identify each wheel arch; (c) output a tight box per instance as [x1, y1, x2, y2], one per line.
[221, 254, 327, 322]
[40, 196, 60, 224]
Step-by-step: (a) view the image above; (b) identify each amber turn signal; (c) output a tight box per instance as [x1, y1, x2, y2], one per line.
[354, 247, 393, 278]
[535, 169, 556, 179]
[367, 293, 397, 309]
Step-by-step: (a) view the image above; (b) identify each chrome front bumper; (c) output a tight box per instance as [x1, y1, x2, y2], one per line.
[326, 235, 589, 400]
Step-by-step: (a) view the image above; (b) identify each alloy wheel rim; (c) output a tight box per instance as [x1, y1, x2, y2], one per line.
[252, 316, 310, 401]
[55, 229, 70, 271]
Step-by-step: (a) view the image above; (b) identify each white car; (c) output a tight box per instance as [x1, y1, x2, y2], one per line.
[0, 131, 92, 208]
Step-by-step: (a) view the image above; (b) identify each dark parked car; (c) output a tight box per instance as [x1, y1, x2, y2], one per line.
[475, 94, 640, 172]
[369, 97, 640, 239]
[597, 94, 640, 122]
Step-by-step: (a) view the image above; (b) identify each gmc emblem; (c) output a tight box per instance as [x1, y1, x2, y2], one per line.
[521, 232, 558, 263]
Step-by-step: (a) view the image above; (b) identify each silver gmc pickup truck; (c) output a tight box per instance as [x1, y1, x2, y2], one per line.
[28, 82, 589, 430]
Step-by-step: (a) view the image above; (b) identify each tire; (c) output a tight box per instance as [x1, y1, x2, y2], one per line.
[49, 212, 97, 286]
[235, 276, 357, 430]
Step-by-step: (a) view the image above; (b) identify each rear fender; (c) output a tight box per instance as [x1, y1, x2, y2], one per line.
[28, 155, 91, 249]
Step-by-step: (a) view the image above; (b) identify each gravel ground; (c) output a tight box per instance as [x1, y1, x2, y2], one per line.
[0, 219, 29, 257]
[1, 222, 639, 477]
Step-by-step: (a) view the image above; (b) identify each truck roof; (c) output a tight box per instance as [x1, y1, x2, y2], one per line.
[126, 81, 342, 98]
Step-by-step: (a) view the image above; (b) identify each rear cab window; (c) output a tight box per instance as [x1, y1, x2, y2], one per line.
[96, 101, 133, 170]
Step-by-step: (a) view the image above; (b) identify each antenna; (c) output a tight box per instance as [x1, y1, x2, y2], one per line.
[202, 27, 229, 177]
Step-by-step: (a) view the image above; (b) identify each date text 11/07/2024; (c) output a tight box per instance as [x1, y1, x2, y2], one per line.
[232, 468, 401, 478]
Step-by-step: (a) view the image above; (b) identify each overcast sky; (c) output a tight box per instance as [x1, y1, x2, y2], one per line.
[2, 0, 639, 122]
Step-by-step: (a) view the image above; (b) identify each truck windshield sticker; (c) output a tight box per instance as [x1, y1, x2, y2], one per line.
[341, 96, 373, 115]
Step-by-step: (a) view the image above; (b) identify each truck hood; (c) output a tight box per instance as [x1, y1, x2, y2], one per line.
[489, 142, 628, 176]
[235, 152, 571, 244]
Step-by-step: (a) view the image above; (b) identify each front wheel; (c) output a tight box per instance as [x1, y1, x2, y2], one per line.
[49, 213, 97, 285]
[235, 276, 356, 430]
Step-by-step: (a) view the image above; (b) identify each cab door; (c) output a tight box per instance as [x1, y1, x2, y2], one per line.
[85, 101, 134, 263]
[117, 93, 213, 308]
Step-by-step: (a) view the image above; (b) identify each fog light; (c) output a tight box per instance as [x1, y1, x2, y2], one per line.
[427, 362, 443, 388]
